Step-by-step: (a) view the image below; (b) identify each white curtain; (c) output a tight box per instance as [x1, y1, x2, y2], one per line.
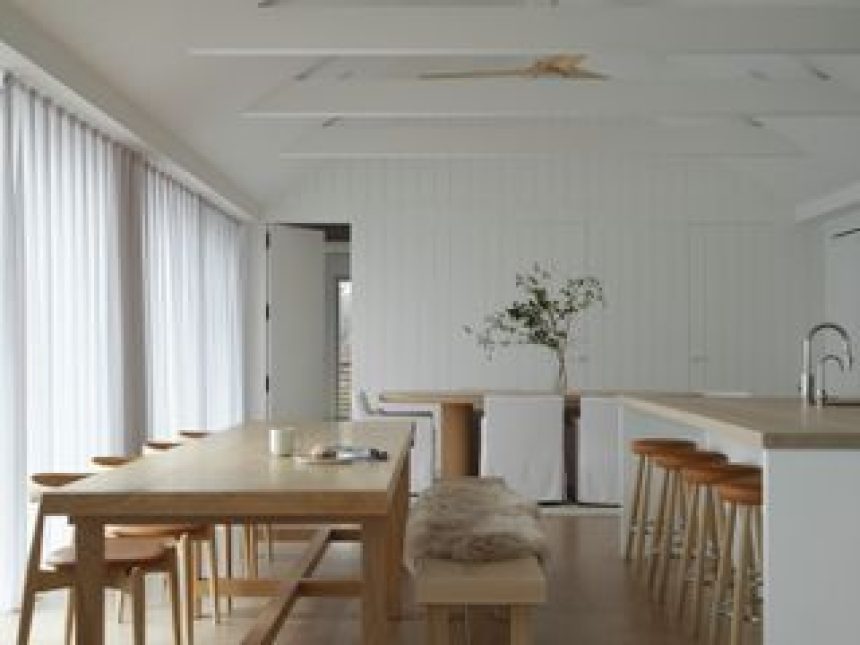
[143, 168, 245, 438]
[0, 77, 137, 609]
[0, 76, 247, 609]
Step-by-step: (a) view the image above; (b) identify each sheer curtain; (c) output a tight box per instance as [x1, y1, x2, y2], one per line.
[0, 75, 247, 609]
[143, 168, 245, 438]
[0, 76, 139, 609]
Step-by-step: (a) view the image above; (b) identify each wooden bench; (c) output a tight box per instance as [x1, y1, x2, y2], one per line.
[414, 555, 547, 645]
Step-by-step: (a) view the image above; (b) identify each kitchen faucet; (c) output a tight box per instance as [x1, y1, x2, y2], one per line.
[815, 354, 845, 406]
[801, 322, 854, 405]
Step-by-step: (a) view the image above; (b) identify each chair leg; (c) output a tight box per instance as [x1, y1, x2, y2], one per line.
[129, 568, 146, 645]
[207, 535, 221, 624]
[64, 589, 75, 645]
[510, 606, 533, 645]
[193, 540, 203, 617]
[16, 580, 38, 645]
[181, 534, 195, 645]
[167, 548, 182, 645]
[647, 465, 670, 586]
[426, 605, 450, 645]
[224, 523, 233, 614]
[267, 523, 275, 562]
[243, 524, 258, 578]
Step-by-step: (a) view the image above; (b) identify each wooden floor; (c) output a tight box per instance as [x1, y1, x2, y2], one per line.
[2, 513, 758, 644]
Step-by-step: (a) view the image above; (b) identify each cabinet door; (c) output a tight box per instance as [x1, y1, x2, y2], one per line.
[689, 224, 803, 394]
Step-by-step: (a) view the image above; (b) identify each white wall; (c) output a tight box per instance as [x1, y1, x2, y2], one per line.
[267, 156, 821, 398]
[823, 208, 860, 395]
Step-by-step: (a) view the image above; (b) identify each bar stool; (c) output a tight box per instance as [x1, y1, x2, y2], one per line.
[673, 463, 762, 635]
[649, 450, 728, 601]
[625, 439, 698, 570]
[708, 475, 763, 645]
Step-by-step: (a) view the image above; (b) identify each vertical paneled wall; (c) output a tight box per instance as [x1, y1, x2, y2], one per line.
[269, 156, 820, 397]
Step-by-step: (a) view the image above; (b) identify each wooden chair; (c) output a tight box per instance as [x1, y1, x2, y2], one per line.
[17, 473, 181, 645]
[91, 455, 221, 645]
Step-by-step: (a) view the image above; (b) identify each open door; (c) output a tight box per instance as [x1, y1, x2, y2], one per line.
[268, 226, 327, 421]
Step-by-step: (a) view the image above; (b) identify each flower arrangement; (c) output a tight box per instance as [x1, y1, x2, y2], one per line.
[464, 264, 605, 393]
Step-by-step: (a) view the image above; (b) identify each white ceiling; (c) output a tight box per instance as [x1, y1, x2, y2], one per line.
[6, 0, 860, 217]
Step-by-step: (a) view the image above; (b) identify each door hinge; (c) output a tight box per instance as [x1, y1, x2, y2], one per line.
[265, 303, 270, 321]
[265, 375, 270, 393]
[265, 230, 272, 250]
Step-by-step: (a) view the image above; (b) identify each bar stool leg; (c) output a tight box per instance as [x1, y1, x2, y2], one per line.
[730, 506, 753, 645]
[625, 455, 646, 561]
[673, 481, 699, 620]
[654, 469, 680, 601]
[689, 485, 717, 637]
[708, 501, 737, 645]
[647, 465, 671, 587]
[633, 459, 654, 574]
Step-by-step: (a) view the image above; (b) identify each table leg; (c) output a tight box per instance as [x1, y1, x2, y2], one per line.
[362, 517, 390, 644]
[74, 518, 105, 645]
[387, 458, 409, 618]
[440, 402, 474, 478]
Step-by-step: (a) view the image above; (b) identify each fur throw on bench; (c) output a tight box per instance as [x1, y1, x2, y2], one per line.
[404, 478, 548, 573]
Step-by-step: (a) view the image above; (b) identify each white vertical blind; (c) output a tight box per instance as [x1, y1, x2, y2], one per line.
[143, 168, 245, 439]
[0, 76, 247, 609]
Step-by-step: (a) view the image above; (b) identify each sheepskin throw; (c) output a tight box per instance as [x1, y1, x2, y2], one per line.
[403, 478, 548, 572]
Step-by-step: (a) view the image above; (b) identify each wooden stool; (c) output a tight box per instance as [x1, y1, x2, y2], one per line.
[673, 463, 762, 636]
[708, 476, 763, 645]
[625, 439, 698, 569]
[415, 556, 547, 645]
[649, 450, 728, 601]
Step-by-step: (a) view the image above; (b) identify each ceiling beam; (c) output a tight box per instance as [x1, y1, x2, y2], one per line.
[0, 2, 260, 221]
[246, 80, 860, 119]
[279, 123, 801, 159]
[189, 7, 860, 56]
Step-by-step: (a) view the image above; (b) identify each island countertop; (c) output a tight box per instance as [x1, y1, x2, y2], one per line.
[621, 394, 860, 449]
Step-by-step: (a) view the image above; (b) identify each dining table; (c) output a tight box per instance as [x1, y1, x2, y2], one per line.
[40, 419, 413, 645]
[379, 389, 581, 478]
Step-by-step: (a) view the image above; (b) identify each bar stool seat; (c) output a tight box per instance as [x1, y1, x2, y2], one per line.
[632, 438, 698, 455]
[681, 464, 761, 487]
[673, 464, 761, 635]
[625, 439, 698, 566]
[650, 450, 728, 600]
[709, 477, 764, 645]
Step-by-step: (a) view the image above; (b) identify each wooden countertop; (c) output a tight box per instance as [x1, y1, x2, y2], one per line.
[380, 390, 581, 406]
[621, 394, 860, 449]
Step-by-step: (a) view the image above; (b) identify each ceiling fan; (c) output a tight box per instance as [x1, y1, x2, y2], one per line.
[419, 54, 607, 81]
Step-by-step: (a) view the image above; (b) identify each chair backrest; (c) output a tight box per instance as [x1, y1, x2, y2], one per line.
[90, 456, 135, 471]
[481, 395, 565, 502]
[26, 473, 91, 579]
[143, 440, 180, 455]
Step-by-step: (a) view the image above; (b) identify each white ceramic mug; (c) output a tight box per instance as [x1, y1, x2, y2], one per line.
[269, 426, 295, 456]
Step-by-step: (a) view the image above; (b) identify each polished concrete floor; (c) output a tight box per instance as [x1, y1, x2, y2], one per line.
[2, 514, 757, 644]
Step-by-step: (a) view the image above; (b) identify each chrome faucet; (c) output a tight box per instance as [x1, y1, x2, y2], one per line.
[801, 322, 854, 405]
[815, 354, 845, 406]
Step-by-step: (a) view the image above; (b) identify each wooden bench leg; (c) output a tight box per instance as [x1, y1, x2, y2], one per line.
[510, 606, 533, 645]
[426, 606, 450, 645]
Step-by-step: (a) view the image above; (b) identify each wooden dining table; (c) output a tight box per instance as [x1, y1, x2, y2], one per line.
[40, 419, 413, 645]
[379, 389, 580, 478]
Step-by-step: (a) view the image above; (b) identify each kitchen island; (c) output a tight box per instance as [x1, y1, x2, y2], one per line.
[619, 394, 860, 645]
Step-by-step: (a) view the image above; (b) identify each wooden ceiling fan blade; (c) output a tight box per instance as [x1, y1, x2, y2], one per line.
[419, 68, 530, 80]
[567, 68, 609, 80]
